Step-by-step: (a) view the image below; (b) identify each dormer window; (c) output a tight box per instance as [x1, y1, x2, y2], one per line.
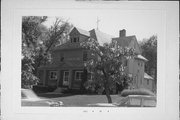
[71, 37, 79, 43]
[74, 38, 77, 42]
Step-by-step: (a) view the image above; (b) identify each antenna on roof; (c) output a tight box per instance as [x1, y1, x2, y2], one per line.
[96, 17, 100, 30]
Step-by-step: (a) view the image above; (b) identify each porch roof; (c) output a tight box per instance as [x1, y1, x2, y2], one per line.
[135, 55, 148, 62]
[144, 73, 154, 80]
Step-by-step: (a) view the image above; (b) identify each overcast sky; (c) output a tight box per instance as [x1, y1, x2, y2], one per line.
[43, 9, 163, 41]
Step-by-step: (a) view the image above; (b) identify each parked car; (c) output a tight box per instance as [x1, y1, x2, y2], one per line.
[21, 89, 64, 107]
[88, 95, 156, 107]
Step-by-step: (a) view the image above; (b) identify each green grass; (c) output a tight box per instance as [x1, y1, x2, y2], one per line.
[41, 94, 122, 107]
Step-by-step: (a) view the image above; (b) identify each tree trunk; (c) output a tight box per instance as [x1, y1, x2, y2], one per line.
[102, 69, 112, 103]
[104, 83, 112, 103]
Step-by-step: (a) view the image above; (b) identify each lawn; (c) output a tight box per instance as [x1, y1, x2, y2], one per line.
[38, 94, 122, 107]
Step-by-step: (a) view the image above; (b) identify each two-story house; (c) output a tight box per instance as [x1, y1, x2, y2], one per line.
[38, 27, 113, 91]
[37, 27, 151, 92]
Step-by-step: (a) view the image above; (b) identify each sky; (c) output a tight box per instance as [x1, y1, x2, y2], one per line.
[43, 9, 163, 41]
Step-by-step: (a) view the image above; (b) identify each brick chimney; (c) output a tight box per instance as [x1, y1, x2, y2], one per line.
[119, 29, 126, 37]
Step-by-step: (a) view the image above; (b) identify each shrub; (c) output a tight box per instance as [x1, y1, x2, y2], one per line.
[120, 88, 155, 97]
[33, 85, 56, 93]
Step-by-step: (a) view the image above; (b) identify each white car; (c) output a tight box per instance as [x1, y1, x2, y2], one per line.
[21, 89, 63, 107]
[88, 95, 156, 107]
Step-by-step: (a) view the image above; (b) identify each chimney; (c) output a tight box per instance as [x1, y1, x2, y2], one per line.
[119, 29, 126, 37]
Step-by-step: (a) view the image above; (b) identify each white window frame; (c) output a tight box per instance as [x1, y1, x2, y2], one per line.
[49, 71, 58, 80]
[63, 71, 69, 86]
[75, 71, 83, 81]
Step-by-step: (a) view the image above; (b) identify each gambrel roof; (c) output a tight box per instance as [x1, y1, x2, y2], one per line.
[54, 27, 114, 50]
[75, 27, 90, 37]
[89, 29, 114, 46]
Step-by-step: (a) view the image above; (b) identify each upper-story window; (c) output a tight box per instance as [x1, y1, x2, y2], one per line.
[138, 62, 140, 66]
[147, 79, 149, 85]
[71, 37, 79, 43]
[60, 53, 64, 62]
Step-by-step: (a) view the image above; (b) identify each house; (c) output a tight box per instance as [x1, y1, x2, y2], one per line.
[37, 27, 151, 92]
[37, 27, 114, 91]
[112, 29, 148, 90]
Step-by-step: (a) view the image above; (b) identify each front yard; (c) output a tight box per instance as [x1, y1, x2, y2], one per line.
[38, 94, 122, 107]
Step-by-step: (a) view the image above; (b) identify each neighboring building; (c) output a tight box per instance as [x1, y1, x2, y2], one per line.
[37, 27, 152, 92]
[112, 29, 148, 90]
[143, 73, 155, 92]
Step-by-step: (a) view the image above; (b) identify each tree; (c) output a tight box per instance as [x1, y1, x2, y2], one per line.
[81, 38, 134, 103]
[22, 16, 72, 88]
[139, 35, 157, 88]
[33, 18, 73, 74]
[22, 16, 48, 88]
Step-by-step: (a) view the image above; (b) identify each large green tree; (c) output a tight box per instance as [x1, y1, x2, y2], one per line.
[22, 16, 72, 88]
[81, 38, 134, 103]
[139, 35, 157, 87]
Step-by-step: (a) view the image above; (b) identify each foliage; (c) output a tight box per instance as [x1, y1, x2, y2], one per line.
[22, 16, 48, 88]
[139, 35, 157, 86]
[120, 88, 155, 97]
[22, 16, 72, 88]
[81, 38, 135, 103]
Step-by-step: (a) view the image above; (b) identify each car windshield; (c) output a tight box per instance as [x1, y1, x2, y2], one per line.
[128, 95, 156, 107]
[21, 89, 39, 100]
[21, 92, 27, 99]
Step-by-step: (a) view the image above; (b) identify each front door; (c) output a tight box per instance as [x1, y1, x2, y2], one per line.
[63, 71, 69, 86]
[73, 71, 83, 88]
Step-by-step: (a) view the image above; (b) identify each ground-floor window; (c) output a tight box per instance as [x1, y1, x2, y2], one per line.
[63, 71, 69, 86]
[75, 71, 83, 81]
[49, 71, 57, 80]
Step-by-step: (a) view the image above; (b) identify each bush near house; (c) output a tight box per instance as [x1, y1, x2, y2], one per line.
[33, 85, 56, 93]
[120, 88, 155, 97]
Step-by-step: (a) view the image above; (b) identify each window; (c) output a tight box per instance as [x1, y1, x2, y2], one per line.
[71, 37, 79, 43]
[138, 62, 140, 66]
[60, 53, 64, 62]
[73, 38, 77, 42]
[83, 51, 88, 61]
[49, 71, 57, 80]
[71, 38, 73, 43]
[147, 79, 149, 85]
[63, 71, 69, 86]
[75, 71, 83, 81]
[77, 37, 79, 42]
